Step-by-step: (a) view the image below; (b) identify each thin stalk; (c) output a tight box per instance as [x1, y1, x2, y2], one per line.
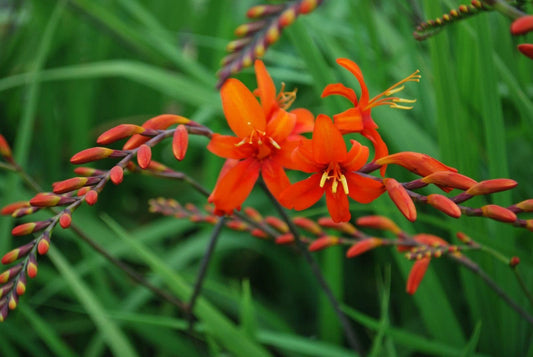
[186, 217, 226, 321]
[449, 254, 533, 325]
[484, 0, 526, 19]
[512, 268, 533, 309]
[259, 182, 363, 356]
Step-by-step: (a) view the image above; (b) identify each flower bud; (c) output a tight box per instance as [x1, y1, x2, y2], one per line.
[172, 125, 189, 161]
[97, 124, 146, 145]
[481, 204, 517, 223]
[308, 236, 339, 252]
[346, 238, 383, 258]
[427, 194, 461, 218]
[383, 178, 417, 222]
[406, 257, 430, 295]
[355, 215, 401, 234]
[465, 179, 517, 196]
[137, 144, 152, 169]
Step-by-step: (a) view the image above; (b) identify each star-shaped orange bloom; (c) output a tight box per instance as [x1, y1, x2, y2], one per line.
[279, 114, 385, 223]
[208, 60, 313, 215]
[322, 58, 420, 172]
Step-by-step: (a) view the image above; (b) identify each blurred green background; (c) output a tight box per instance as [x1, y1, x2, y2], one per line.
[1, 0, 532, 356]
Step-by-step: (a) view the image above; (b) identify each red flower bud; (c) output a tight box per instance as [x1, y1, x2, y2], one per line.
[137, 144, 152, 169]
[30, 193, 61, 207]
[11, 220, 51, 236]
[0, 134, 13, 159]
[510, 256, 520, 268]
[427, 194, 461, 218]
[244, 207, 263, 222]
[2, 242, 34, 264]
[465, 179, 517, 196]
[73, 167, 105, 177]
[265, 216, 289, 233]
[226, 220, 248, 231]
[421, 171, 477, 190]
[59, 213, 72, 228]
[85, 190, 98, 206]
[1, 201, 30, 216]
[308, 236, 339, 252]
[37, 237, 50, 255]
[413, 233, 448, 247]
[515, 199, 533, 212]
[383, 178, 417, 222]
[53, 177, 99, 194]
[355, 215, 401, 234]
[481, 205, 517, 223]
[172, 125, 189, 161]
[346, 238, 383, 258]
[97, 124, 146, 145]
[406, 257, 430, 295]
[275, 233, 295, 244]
[456, 232, 472, 244]
[246, 4, 282, 18]
[293, 217, 323, 235]
[110, 166, 124, 185]
[27, 255, 38, 278]
[518, 44, 533, 60]
[123, 115, 190, 150]
[376, 152, 457, 177]
[317, 217, 358, 235]
[0, 265, 22, 283]
[70, 147, 115, 164]
[511, 16, 533, 35]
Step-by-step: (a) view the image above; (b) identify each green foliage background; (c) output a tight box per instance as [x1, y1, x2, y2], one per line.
[0, 0, 532, 356]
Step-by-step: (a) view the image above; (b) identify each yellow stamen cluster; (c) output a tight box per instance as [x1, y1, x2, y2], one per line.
[234, 127, 281, 150]
[277, 83, 297, 110]
[320, 164, 349, 194]
[366, 70, 421, 111]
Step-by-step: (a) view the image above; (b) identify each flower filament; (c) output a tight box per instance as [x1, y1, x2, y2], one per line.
[366, 70, 421, 111]
[277, 83, 297, 110]
[320, 163, 349, 194]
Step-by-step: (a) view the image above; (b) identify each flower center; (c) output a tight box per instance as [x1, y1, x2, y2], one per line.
[234, 126, 281, 160]
[319, 163, 349, 194]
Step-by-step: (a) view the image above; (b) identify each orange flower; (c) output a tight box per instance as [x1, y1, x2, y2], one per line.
[279, 115, 385, 223]
[322, 58, 420, 170]
[208, 60, 313, 215]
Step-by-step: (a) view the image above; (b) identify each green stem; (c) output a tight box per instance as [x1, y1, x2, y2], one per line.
[485, 0, 526, 19]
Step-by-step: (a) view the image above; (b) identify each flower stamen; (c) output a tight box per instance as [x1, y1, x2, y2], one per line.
[277, 82, 297, 110]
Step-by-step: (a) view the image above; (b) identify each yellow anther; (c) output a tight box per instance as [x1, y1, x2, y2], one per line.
[393, 98, 417, 104]
[320, 171, 328, 188]
[340, 174, 349, 194]
[390, 104, 414, 110]
[268, 137, 281, 150]
[385, 85, 405, 96]
[332, 179, 338, 193]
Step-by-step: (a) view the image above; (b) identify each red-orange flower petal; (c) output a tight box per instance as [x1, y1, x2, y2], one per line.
[279, 174, 323, 211]
[267, 109, 296, 143]
[322, 83, 357, 104]
[291, 108, 315, 134]
[221, 78, 266, 138]
[262, 159, 291, 199]
[209, 158, 261, 215]
[342, 140, 369, 171]
[336, 58, 369, 104]
[345, 172, 385, 204]
[333, 108, 364, 133]
[254, 59, 277, 118]
[312, 114, 347, 164]
[325, 187, 350, 222]
[406, 257, 430, 295]
[207, 134, 255, 160]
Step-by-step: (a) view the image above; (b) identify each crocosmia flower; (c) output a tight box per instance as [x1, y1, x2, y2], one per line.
[279, 114, 385, 223]
[208, 60, 313, 215]
[322, 58, 420, 170]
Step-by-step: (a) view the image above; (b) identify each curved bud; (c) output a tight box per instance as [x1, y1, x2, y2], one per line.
[12, 220, 51, 236]
[421, 171, 477, 190]
[299, 0, 321, 14]
[293, 217, 323, 235]
[1, 242, 34, 264]
[355, 215, 401, 234]
[251, 228, 268, 238]
[1, 201, 30, 216]
[123, 114, 190, 150]
[275, 233, 295, 245]
[73, 167, 106, 177]
[265, 216, 289, 233]
[37, 233, 51, 255]
[226, 220, 248, 231]
[456, 232, 472, 244]
[427, 194, 461, 218]
[97, 124, 145, 145]
[70, 147, 115, 164]
[246, 4, 283, 18]
[137, 144, 152, 169]
[346, 238, 383, 258]
[376, 152, 457, 177]
[481, 205, 517, 223]
[8, 293, 18, 310]
[16, 275, 26, 295]
[172, 125, 189, 161]
[383, 178, 417, 222]
[308, 236, 339, 252]
[109, 166, 124, 185]
[244, 207, 263, 222]
[406, 257, 430, 295]
[465, 179, 517, 196]
[413, 233, 448, 247]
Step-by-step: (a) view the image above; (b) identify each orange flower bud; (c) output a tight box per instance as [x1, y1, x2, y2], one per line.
[376, 152, 457, 177]
[515, 199, 533, 212]
[59, 213, 72, 229]
[137, 144, 152, 169]
[97, 124, 146, 145]
[421, 171, 477, 190]
[413, 233, 448, 247]
[526, 220, 533, 232]
[308, 236, 339, 252]
[146, 160, 171, 173]
[73, 167, 105, 177]
[427, 194, 461, 218]
[172, 125, 189, 161]
[355, 215, 401, 234]
[0, 283, 13, 299]
[299, 0, 320, 14]
[110, 166, 124, 185]
[226, 220, 248, 231]
[0, 134, 12, 159]
[406, 257, 430, 295]
[518, 44, 533, 60]
[53, 177, 99, 194]
[251, 228, 268, 238]
[11, 206, 39, 218]
[37, 236, 50, 255]
[8, 294, 18, 310]
[16, 277, 26, 296]
[511, 16, 533, 35]
[279, 8, 296, 27]
[456, 232, 472, 244]
[510, 256, 520, 268]
[383, 178, 417, 222]
[317, 217, 358, 235]
[123, 115, 190, 150]
[1, 242, 34, 264]
[11, 220, 50, 236]
[481, 205, 517, 223]
[77, 186, 91, 196]
[0, 265, 22, 283]
[246, 4, 282, 18]
[70, 147, 115, 164]
[265, 216, 289, 233]
[1, 201, 30, 216]
[293, 217, 323, 235]
[244, 207, 263, 222]
[275, 233, 295, 245]
[346, 238, 383, 258]
[465, 179, 517, 196]
[85, 190, 98, 206]
[30, 193, 61, 207]
[27, 255, 38, 278]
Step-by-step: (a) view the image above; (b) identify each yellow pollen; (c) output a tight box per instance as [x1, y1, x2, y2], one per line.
[320, 171, 328, 188]
[340, 174, 349, 194]
[384, 85, 405, 96]
[390, 104, 414, 110]
[268, 137, 281, 150]
[332, 179, 338, 193]
[394, 98, 417, 103]
[277, 82, 297, 110]
[366, 69, 421, 111]
[320, 165, 349, 194]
